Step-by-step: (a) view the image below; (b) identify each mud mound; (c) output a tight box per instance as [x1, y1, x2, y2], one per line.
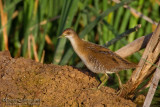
[0, 51, 136, 107]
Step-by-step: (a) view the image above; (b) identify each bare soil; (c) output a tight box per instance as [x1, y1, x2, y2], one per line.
[0, 51, 136, 107]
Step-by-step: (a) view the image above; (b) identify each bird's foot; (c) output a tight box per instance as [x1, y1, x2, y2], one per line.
[115, 89, 122, 96]
[81, 73, 109, 90]
[115, 85, 127, 96]
[97, 74, 109, 89]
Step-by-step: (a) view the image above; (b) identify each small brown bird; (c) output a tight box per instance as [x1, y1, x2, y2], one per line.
[59, 28, 137, 89]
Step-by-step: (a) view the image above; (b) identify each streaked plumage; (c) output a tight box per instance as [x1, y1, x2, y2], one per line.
[61, 28, 137, 74]
[59, 28, 137, 89]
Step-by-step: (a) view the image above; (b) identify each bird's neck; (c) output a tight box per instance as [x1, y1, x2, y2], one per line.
[67, 35, 83, 52]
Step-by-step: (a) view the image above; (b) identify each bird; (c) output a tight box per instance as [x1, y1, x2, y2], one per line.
[59, 28, 137, 90]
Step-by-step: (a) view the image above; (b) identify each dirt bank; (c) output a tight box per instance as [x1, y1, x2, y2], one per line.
[0, 51, 136, 107]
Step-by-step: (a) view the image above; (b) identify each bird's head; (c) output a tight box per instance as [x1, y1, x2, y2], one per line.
[59, 28, 77, 39]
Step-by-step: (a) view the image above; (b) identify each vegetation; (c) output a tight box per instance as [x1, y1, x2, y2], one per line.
[0, 0, 159, 106]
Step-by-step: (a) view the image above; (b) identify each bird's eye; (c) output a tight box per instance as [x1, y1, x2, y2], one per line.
[66, 32, 71, 35]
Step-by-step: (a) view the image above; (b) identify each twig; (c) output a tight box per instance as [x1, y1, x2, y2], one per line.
[40, 50, 45, 63]
[112, 0, 158, 25]
[119, 22, 160, 98]
[137, 60, 159, 93]
[0, 11, 18, 34]
[28, 35, 32, 58]
[137, 75, 153, 93]
[15, 39, 23, 58]
[0, 0, 8, 50]
[30, 35, 39, 62]
[115, 33, 152, 58]
[143, 58, 160, 107]
[105, 24, 141, 47]
[142, 58, 160, 69]
[12, 11, 19, 19]
[45, 34, 54, 50]
[133, 24, 160, 81]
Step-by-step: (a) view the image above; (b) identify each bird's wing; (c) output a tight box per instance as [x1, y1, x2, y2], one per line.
[86, 42, 137, 72]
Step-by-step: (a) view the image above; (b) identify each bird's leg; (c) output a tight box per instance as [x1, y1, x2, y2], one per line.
[84, 73, 109, 90]
[100, 74, 106, 81]
[97, 73, 109, 89]
[115, 73, 127, 96]
[115, 73, 123, 89]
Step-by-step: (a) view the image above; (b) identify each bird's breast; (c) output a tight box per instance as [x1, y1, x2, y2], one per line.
[76, 50, 110, 74]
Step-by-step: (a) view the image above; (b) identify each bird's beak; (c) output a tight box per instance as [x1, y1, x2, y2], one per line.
[58, 34, 65, 39]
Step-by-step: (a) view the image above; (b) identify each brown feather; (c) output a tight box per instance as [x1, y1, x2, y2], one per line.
[79, 40, 137, 73]
[62, 28, 137, 74]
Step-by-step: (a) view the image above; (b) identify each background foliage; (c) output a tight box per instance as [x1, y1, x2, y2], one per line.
[0, 0, 159, 105]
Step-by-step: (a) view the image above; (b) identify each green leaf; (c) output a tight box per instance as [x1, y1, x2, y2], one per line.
[53, 0, 79, 64]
